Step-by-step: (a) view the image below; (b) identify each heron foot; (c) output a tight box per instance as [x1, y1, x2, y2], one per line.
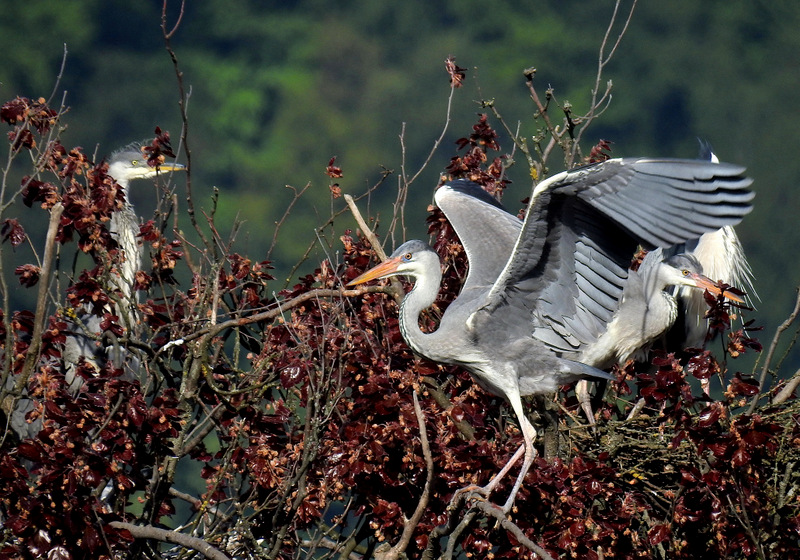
[449, 483, 490, 511]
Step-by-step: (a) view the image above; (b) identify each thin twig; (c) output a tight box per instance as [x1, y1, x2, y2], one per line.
[375, 391, 434, 560]
[405, 82, 457, 187]
[162, 0, 186, 39]
[389, 75, 458, 246]
[282, 170, 393, 288]
[46, 44, 69, 106]
[572, 0, 638, 161]
[748, 288, 800, 414]
[268, 183, 312, 260]
[161, 0, 209, 252]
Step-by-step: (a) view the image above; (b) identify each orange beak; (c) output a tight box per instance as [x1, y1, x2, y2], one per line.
[690, 274, 745, 303]
[347, 256, 404, 286]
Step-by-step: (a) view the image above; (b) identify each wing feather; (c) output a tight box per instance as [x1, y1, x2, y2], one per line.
[472, 157, 753, 355]
[434, 180, 522, 292]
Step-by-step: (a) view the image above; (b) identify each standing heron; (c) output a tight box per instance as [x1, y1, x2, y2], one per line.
[348, 158, 753, 511]
[64, 142, 184, 377]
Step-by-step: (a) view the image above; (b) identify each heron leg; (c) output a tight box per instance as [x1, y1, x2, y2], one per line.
[576, 379, 596, 426]
[453, 405, 536, 511]
[499, 397, 538, 513]
[452, 395, 538, 513]
[472, 442, 526, 496]
[449, 441, 525, 511]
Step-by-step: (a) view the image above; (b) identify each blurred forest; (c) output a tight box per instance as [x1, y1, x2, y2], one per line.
[1, 2, 798, 369]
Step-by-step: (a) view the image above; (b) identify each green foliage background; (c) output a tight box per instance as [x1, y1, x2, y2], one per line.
[2, 0, 797, 371]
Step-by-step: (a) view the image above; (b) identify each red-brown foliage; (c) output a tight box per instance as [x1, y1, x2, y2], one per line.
[0, 94, 796, 560]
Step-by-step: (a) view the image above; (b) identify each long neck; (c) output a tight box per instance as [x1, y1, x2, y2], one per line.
[108, 179, 141, 325]
[648, 265, 679, 332]
[398, 266, 452, 363]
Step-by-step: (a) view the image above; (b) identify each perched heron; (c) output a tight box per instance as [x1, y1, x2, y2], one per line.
[63, 143, 184, 377]
[348, 158, 753, 511]
[8, 142, 184, 441]
[579, 248, 744, 368]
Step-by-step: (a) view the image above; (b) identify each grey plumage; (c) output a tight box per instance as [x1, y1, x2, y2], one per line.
[667, 144, 757, 348]
[578, 248, 742, 368]
[65, 144, 183, 378]
[349, 157, 754, 511]
[7, 143, 183, 441]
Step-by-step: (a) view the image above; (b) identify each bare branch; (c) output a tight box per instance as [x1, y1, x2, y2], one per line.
[772, 369, 800, 405]
[748, 287, 800, 414]
[161, 0, 186, 39]
[344, 194, 387, 262]
[572, 0, 638, 160]
[17, 203, 64, 389]
[472, 500, 556, 560]
[375, 391, 434, 560]
[109, 521, 231, 560]
[344, 193, 404, 301]
[161, 0, 209, 252]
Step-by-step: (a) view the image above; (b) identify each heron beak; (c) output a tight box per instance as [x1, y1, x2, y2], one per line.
[156, 162, 186, 173]
[691, 274, 745, 303]
[347, 256, 403, 286]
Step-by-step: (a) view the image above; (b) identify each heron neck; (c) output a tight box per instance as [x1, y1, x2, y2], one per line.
[108, 199, 141, 320]
[398, 266, 449, 363]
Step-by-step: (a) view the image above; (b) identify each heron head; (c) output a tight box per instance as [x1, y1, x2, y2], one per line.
[347, 240, 436, 286]
[107, 144, 185, 186]
[664, 254, 744, 303]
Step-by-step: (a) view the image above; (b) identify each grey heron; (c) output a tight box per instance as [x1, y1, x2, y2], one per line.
[574, 248, 745, 425]
[579, 248, 744, 368]
[63, 142, 184, 377]
[573, 145, 756, 422]
[348, 158, 753, 511]
[106, 143, 185, 316]
[8, 142, 184, 441]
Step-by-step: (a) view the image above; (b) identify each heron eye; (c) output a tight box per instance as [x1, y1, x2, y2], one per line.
[403, 252, 412, 261]
[131, 160, 139, 166]
[682, 269, 690, 276]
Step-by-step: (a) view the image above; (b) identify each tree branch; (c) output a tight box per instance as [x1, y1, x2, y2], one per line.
[748, 287, 800, 414]
[17, 202, 64, 390]
[109, 521, 231, 560]
[375, 391, 434, 560]
[472, 500, 556, 560]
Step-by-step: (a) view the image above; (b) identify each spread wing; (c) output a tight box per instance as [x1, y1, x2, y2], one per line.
[434, 180, 522, 293]
[469, 158, 754, 356]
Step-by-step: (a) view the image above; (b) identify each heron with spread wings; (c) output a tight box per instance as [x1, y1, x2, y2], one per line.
[348, 158, 753, 511]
